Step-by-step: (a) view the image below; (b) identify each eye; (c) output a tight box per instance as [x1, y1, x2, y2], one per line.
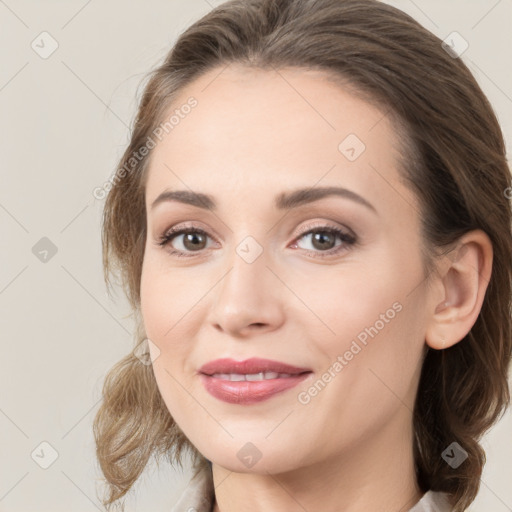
[156, 222, 357, 259]
[290, 223, 357, 258]
[157, 224, 214, 258]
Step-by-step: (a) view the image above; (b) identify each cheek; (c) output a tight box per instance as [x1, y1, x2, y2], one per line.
[297, 283, 424, 442]
[140, 262, 200, 423]
[291, 249, 426, 384]
[286, 264, 404, 349]
[140, 257, 210, 392]
[140, 263, 167, 342]
[140, 256, 197, 343]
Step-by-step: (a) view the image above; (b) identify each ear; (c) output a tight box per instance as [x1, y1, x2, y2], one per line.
[425, 229, 493, 350]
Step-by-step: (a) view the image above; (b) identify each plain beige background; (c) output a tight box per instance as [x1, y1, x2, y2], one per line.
[0, 0, 511, 511]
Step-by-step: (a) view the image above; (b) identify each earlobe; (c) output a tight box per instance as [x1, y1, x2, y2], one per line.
[425, 230, 493, 350]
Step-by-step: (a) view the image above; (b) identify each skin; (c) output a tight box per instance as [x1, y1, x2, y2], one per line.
[140, 64, 493, 512]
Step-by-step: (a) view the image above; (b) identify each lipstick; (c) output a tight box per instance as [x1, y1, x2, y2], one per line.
[198, 357, 313, 405]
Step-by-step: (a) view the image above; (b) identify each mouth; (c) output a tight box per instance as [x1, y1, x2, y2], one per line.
[198, 357, 313, 405]
[198, 357, 312, 376]
[205, 371, 309, 381]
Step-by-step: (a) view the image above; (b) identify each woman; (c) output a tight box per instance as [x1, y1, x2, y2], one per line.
[93, 1, 512, 511]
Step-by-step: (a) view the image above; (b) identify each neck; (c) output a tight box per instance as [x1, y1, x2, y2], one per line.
[210, 408, 423, 512]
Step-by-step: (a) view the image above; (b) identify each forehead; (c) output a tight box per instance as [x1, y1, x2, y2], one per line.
[144, 65, 412, 215]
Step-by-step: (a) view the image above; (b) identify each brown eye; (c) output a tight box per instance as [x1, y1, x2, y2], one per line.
[158, 227, 213, 257]
[292, 225, 357, 258]
[310, 231, 337, 251]
[180, 231, 208, 251]
[157, 224, 357, 260]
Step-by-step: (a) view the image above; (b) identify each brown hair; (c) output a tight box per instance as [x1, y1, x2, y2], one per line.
[93, 1, 512, 510]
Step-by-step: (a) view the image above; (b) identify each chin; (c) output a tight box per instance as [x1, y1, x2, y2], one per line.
[203, 445, 305, 475]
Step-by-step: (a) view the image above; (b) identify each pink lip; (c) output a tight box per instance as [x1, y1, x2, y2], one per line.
[198, 357, 311, 376]
[198, 357, 313, 405]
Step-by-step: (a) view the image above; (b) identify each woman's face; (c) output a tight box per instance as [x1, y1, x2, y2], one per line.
[140, 65, 434, 473]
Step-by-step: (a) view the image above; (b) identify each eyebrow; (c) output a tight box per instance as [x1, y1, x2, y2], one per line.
[150, 186, 377, 214]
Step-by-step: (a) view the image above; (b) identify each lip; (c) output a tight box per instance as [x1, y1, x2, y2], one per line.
[198, 357, 312, 376]
[198, 358, 313, 405]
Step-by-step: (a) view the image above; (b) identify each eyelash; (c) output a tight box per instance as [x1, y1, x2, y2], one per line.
[156, 222, 357, 259]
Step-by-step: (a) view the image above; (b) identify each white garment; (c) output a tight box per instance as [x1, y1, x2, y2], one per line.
[170, 465, 453, 512]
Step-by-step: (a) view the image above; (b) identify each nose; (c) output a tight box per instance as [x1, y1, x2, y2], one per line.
[206, 247, 285, 338]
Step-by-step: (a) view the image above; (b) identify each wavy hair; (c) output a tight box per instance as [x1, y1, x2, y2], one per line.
[92, 1, 512, 510]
